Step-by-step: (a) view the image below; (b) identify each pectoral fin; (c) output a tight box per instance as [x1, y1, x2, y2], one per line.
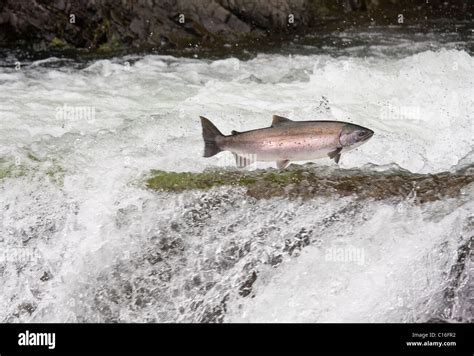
[276, 160, 290, 169]
[233, 153, 256, 168]
[328, 147, 342, 164]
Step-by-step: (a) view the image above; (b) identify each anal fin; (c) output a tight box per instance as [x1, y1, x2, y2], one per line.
[328, 147, 342, 164]
[277, 160, 290, 169]
[233, 153, 256, 168]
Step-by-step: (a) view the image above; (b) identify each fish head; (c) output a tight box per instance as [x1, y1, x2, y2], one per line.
[339, 123, 374, 149]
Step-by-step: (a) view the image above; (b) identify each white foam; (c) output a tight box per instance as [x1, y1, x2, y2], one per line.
[226, 198, 472, 322]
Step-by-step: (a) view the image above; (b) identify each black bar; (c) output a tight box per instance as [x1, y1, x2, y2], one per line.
[0, 323, 472, 354]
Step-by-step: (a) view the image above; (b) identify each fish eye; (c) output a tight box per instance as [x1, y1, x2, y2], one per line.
[358, 131, 366, 137]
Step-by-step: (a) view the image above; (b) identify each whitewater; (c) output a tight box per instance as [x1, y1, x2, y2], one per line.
[0, 31, 472, 322]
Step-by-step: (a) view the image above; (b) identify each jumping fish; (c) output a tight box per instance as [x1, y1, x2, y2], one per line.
[200, 115, 374, 169]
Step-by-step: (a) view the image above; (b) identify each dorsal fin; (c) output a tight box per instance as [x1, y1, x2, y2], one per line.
[271, 115, 292, 127]
[231, 130, 241, 135]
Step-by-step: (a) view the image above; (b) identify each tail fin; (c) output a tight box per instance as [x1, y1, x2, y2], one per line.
[200, 116, 224, 157]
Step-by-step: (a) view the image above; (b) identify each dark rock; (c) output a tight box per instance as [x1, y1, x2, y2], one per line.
[269, 254, 283, 267]
[239, 270, 257, 297]
[198, 294, 229, 323]
[146, 252, 162, 265]
[17, 302, 36, 316]
[40, 271, 53, 281]
[4, 0, 468, 54]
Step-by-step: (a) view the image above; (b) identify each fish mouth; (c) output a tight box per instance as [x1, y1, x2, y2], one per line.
[359, 129, 374, 142]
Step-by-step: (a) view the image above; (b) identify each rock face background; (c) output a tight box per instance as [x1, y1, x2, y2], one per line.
[0, 0, 472, 53]
[0, 0, 310, 52]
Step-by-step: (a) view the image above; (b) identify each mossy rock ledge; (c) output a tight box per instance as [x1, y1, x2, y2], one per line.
[145, 164, 474, 203]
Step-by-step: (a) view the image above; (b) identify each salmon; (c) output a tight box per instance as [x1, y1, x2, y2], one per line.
[200, 115, 374, 169]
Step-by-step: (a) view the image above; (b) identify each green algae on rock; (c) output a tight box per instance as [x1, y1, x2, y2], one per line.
[146, 169, 249, 191]
[50, 37, 71, 49]
[0, 155, 66, 186]
[145, 164, 474, 203]
[0, 159, 27, 180]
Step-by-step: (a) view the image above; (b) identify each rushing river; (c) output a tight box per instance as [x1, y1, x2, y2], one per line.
[0, 26, 473, 322]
